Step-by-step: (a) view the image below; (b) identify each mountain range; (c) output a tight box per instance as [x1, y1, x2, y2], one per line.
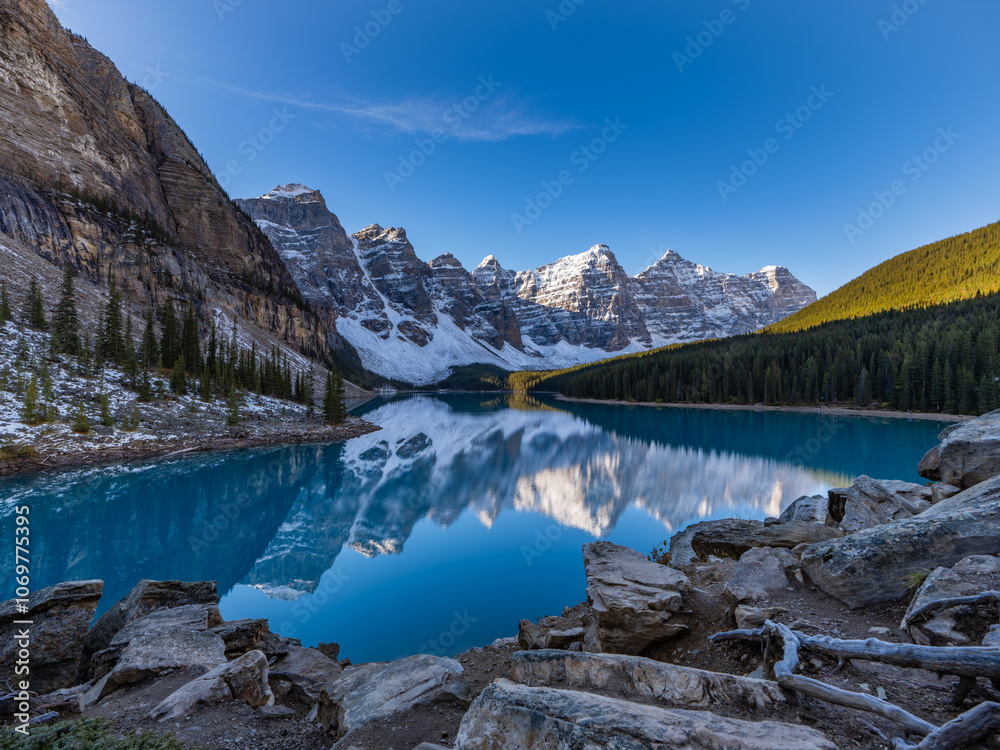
[237, 185, 817, 384]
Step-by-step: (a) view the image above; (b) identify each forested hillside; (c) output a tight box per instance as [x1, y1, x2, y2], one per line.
[511, 294, 1000, 416]
[767, 221, 1000, 333]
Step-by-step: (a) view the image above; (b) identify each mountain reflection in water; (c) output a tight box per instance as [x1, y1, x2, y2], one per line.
[0, 394, 942, 661]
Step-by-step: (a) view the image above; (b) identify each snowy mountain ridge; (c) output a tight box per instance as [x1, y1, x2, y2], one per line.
[237, 185, 817, 384]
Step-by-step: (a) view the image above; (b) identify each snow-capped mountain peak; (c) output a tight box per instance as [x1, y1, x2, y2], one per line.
[237, 186, 817, 384]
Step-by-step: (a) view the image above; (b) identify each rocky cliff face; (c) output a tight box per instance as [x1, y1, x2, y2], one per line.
[0, 0, 332, 362]
[240, 185, 817, 384]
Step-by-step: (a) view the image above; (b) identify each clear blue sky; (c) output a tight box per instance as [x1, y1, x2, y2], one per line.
[49, 0, 1000, 296]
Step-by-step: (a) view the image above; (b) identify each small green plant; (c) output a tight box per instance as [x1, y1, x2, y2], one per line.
[0, 717, 196, 749]
[226, 383, 241, 426]
[905, 569, 932, 592]
[648, 541, 672, 566]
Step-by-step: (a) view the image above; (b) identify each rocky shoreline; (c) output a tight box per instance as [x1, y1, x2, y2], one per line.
[4, 412, 1000, 748]
[0, 416, 380, 479]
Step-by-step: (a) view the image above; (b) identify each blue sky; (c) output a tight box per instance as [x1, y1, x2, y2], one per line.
[49, 0, 1000, 296]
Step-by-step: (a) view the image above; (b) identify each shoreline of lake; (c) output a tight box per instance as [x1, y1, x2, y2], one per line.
[0, 416, 380, 480]
[554, 395, 972, 423]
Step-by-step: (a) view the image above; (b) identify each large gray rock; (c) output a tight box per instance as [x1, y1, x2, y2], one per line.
[903, 555, 1000, 645]
[582, 541, 690, 654]
[83, 580, 219, 670]
[271, 645, 342, 684]
[687, 519, 842, 558]
[318, 654, 471, 738]
[0, 580, 102, 693]
[454, 679, 836, 750]
[150, 649, 274, 722]
[86, 629, 227, 705]
[723, 547, 800, 606]
[828, 476, 928, 533]
[510, 650, 786, 712]
[518, 603, 588, 651]
[802, 475, 1000, 608]
[778, 495, 832, 525]
[91, 603, 221, 679]
[920, 411, 1000, 489]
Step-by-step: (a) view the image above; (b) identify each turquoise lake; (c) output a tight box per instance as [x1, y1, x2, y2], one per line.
[0, 395, 945, 663]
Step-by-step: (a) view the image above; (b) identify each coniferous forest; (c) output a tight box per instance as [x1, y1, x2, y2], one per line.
[510, 293, 1000, 416]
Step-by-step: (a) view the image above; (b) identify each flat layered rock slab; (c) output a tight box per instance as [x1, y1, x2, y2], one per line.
[318, 654, 471, 738]
[510, 649, 786, 713]
[455, 679, 836, 750]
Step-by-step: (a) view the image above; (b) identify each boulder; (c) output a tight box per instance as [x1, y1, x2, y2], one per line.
[903, 555, 1000, 645]
[83, 580, 218, 670]
[210, 618, 270, 656]
[91, 603, 220, 679]
[828, 476, 927, 533]
[0, 580, 103, 693]
[919, 411, 1000, 489]
[983, 626, 1000, 648]
[723, 547, 800, 606]
[582, 541, 690, 654]
[778, 495, 832, 525]
[734, 605, 789, 630]
[88, 629, 227, 704]
[801, 475, 1000, 608]
[150, 650, 273, 722]
[688, 519, 843, 558]
[318, 654, 471, 738]
[454, 679, 836, 750]
[518, 603, 588, 651]
[510, 650, 786, 712]
[271, 645, 342, 684]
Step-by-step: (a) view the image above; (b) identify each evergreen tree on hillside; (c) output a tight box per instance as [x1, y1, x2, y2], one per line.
[0, 280, 11, 324]
[22, 277, 47, 330]
[181, 302, 202, 375]
[226, 382, 241, 426]
[100, 274, 126, 364]
[72, 399, 90, 433]
[20, 375, 42, 425]
[141, 310, 158, 367]
[159, 298, 180, 369]
[52, 264, 81, 355]
[323, 368, 346, 424]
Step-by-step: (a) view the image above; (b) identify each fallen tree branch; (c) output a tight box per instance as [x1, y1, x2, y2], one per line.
[712, 625, 1000, 679]
[901, 592, 1000, 631]
[712, 621, 937, 736]
[893, 701, 1000, 750]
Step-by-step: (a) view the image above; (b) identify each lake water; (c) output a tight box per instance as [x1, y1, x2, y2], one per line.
[0, 394, 944, 663]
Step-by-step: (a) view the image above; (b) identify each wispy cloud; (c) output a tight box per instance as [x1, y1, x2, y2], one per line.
[208, 80, 578, 142]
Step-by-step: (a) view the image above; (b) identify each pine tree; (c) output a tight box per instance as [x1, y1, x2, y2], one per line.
[226, 382, 241, 426]
[138, 368, 152, 402]
[72, 399, 90, 433]
[323, 368, 346, 424]
[20, 375, 42, 425]
[170, 353, 187, 395]
[159, 298, 180, 369]
[101, 274, 126, 364]
[52, 264, 80, 355]
[124, 401, 141, 431]
[123, 315, 139, 385]
[0, 280, 11, 324]
[99, 394, 114, 427]
[22, 277, 47, 330]
[141, 310, 158, 368]
[181, 302, 202, 375]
